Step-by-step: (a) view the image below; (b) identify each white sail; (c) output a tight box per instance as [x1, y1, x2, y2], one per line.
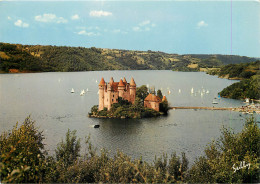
[86, 88, 89, 92]
[206, 90, 209, 94]
[179, 89, 181, 93]
[80, 90, 84, 96]
[71, 88, 75, 93]
[191, 87, 194, 94]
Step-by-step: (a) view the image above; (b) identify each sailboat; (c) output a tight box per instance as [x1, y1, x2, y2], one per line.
[86, 88, 89, 92]
[82, 89, 85, 94]
[178, 89, 181, 93]
[212, 99, 218, 104]
[245, 98, 250, 103]
[168, 90, 171, 94]
[80, 90, 84, 96]
[191, 87, 194, 94]
[71, 88, 75, 93]
[206, 90, 209, 94]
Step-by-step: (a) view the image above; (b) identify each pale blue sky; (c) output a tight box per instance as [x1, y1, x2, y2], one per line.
[0, 0, 259, 57]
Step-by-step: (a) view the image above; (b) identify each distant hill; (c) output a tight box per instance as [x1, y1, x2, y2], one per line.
[208, 61, 260, 100]
[0, 42, 258, 73]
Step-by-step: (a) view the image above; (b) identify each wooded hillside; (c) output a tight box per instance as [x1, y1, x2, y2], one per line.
[0, 42, 257, 73]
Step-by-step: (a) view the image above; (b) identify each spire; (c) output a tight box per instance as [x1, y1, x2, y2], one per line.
[118, 79, 125, 87]
[109, 77, 114, 85]
[99, 77, 105, 86]
[130, 77, 136, 86]
[162, 95, 167, 102]
[123, 77, 127, 83]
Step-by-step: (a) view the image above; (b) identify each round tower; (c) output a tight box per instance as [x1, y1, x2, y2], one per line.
[107, 80, 112, 110]
[98, 77, 105, 111]
[118, 79, 125, 98]
[130, 77, 136, 104]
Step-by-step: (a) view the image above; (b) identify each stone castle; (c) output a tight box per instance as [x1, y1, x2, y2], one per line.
[98, 77, 136, 111]
[98, 77, 167, 112]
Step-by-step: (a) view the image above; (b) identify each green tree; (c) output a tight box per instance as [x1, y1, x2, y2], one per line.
[0, 116, 46, 183]
[188, 117, 260, 183]
[55, 129, 81, 168]
[136, 85, 149, 104]
[157, 89, 163, 99]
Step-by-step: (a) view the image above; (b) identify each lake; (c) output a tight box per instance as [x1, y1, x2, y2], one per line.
[0, 70, 255, 163]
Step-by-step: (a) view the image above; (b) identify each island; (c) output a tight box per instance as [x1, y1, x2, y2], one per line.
[88, 77, 169, 119]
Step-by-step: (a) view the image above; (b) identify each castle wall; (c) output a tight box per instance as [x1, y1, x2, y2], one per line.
[144, 101, 160, 111]
[103, 91, 119, 110]
[98, 78, 136, 111]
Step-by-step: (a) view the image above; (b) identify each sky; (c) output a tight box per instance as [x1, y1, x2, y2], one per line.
[0, 0, 260, 57]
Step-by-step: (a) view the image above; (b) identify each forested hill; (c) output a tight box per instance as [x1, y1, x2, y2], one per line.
[215, 61, 260, 100]
[0, 42, 258, 73]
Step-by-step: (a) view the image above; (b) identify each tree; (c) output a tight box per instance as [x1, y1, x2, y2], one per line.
[157, 89, 163, 99]
[55, 129, 81, 168]
[136, 85, 149, 104]
[188, 117, 260, 183]
[0, 116, 46, 183]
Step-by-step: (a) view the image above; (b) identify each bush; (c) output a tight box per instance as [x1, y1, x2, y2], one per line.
[188, 117, 260, 183]
[0, 116, 46, 183]
[55, 129, 81, 168]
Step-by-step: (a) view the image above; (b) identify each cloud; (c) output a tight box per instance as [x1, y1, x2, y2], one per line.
[139, 20, 150, 26]
[35, 13, 67, 23]
[113, 29, 121, 33]
[133, 26, 141, 32]
[77, 30, 100, 36]
[14, 20, 29, 28]
[197, 20, 208, 28]
[89, 10, 112, 17]
[7, 16, 11, 20]
[133, 20, 155, 32]
[112, 29, 127, 34]
[71, 14, 79, 20]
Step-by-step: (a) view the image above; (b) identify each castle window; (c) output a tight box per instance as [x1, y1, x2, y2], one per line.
[112, 99, 114, 102]
[113, 95, 114, 97]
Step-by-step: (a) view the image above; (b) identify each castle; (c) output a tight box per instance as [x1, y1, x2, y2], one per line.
[98, 77, 136, 111]
[98, 77, 167, 112]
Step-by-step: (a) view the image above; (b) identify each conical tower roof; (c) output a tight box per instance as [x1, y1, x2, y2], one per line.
[162, 95, 167, 102]
[130, 77, 136, 86]
[99, 77, 105, 86]
[118, 79, 125, 87]
[123, 77, 127, 83]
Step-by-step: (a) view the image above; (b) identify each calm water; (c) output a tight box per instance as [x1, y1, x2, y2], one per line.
[0, 70, 255, 163]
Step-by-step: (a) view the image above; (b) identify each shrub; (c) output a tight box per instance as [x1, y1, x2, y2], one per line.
[55, 129, 81, 168]
[188, 117, 260, 183]
[0, 116, 46, 183]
